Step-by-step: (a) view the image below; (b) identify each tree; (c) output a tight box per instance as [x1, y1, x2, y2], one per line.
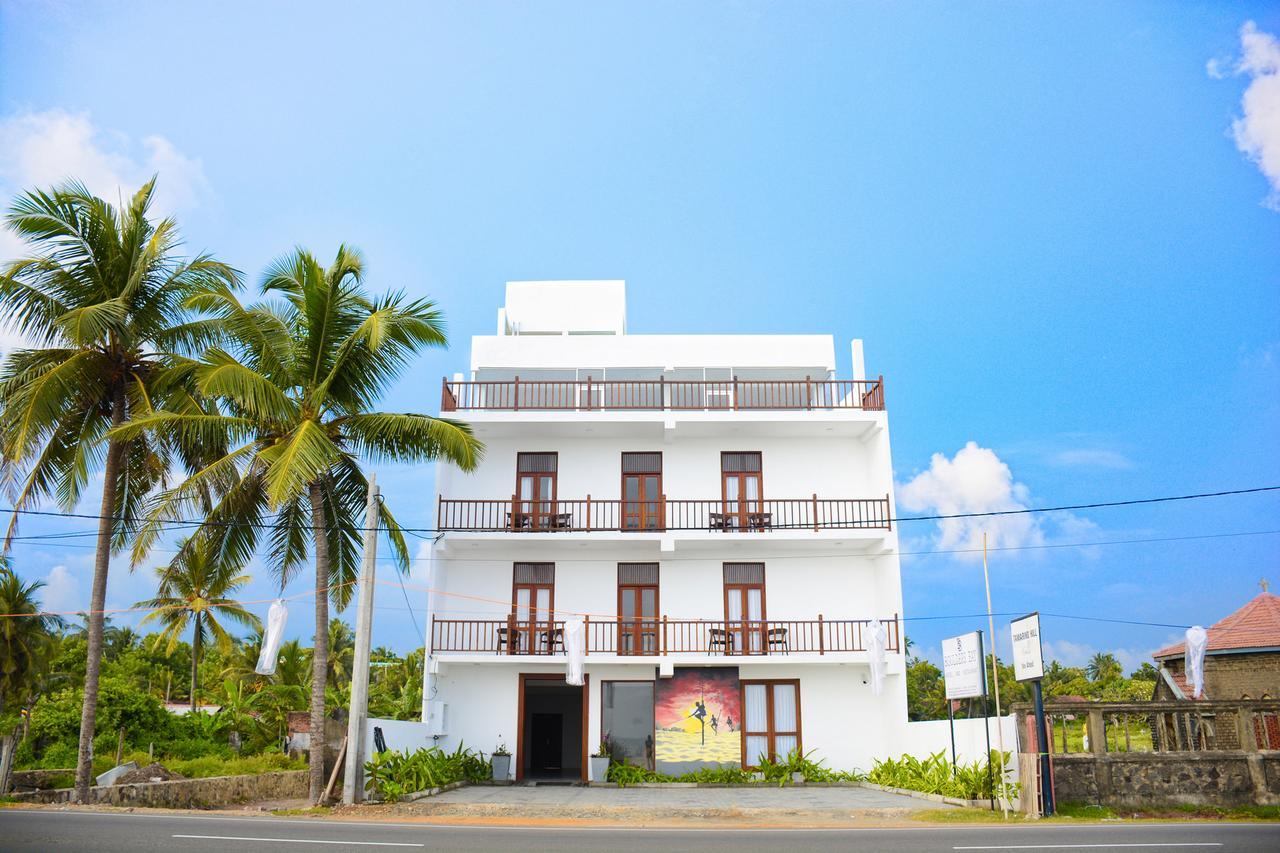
[119, 246, 481, 801]
[135, 536, 260, 711]
[1130, 662, 1159, 682]
[0, 561, 61, 793]
[1086, 652, 1122, 684]
[0, 179, 237, 800]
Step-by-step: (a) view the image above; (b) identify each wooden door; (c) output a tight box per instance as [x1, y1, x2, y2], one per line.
[723, 563, 765, 655]
[621, 452, 662, 531]
[516, 452, 557, 529]
[617, 563, 659, 655]
[721, 452, 762, 530]
[512, 563, 555, 654]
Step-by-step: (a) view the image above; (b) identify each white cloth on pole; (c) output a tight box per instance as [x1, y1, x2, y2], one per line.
[255, 599, 289, 675]
[1184, 625, 1208, 698]
[867, 617, 887, 696]
[564, 616, 586, 686]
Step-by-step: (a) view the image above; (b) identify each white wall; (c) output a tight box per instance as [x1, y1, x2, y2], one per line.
[428, 662, 908, 779]
[436, 434, 887, 504]
[902, 715, 1020, 778]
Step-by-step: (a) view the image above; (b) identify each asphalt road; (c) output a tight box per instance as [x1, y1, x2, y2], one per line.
[1, 809, 1279, 852]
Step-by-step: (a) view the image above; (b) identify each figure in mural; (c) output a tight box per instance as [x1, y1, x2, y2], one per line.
[726, 714, 735, 732]
[689, 699, 708, 745]
[710, 714, 719, 735]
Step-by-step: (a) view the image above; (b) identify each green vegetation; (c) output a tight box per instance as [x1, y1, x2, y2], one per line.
[605, 749, 866, 787]
[363, 745, 491, 802]
[867, 751, 1015, 801]
[0, 176, 482, 804]
[906, 640, 1156, 722]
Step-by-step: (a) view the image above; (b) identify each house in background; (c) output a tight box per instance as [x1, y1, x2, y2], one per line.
[1152, 590, 1280, 701]
[419, 280, 907, 780]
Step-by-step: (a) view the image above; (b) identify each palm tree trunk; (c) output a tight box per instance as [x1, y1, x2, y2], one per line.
[73, 391, 125, 803]
[190, 613, 202, 713]
[307, 480, 330, 804]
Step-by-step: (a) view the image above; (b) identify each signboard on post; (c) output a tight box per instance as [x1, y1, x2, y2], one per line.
[943, 631, 986, 699]
[1010, 612, 1045, 682]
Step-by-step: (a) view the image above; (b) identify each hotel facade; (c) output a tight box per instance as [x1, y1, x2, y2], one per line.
[421, 281, 907, 779]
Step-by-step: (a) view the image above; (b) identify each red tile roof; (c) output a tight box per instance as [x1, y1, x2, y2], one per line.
[1154, 592, 1280, 660]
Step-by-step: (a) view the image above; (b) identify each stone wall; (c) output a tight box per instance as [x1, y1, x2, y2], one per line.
[1015, 699, 1280, 810]
[11, 770, 308, 808]
[1051, 753, 1277, 809]
[9, 768, 74, 791]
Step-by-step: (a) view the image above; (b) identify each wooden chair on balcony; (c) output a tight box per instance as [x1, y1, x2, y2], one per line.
[496, 627, 524, 653]
[766, 626, 789, 653]
[709, 628, 729, 654]
[541, 627, 564, 653]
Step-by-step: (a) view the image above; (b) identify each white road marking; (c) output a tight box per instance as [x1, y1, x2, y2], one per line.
[173, 835, 423, 847]
[957, 840, 1223, 845]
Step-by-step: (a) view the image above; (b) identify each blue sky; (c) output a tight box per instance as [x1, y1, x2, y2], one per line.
[1, 1, 1278, 671]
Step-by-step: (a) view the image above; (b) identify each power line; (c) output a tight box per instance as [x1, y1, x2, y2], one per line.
[2, 484, 1277, 535]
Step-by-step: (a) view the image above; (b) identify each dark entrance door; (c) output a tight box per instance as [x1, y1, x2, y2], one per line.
[518, 675, 586, 781]
[529, 713, 563, 776]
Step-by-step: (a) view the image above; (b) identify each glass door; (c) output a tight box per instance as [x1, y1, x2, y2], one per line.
[723, 563, 766, 655]
[617, 563, 659, 655]
[516, 452, 557, 529]
[621, 452, 662, 531]
[721, 452, 763, 531]
[512, 563, 555, 654]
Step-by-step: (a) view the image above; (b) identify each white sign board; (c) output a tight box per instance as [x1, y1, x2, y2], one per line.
[1010, 612, 1045, 682]
[942, 631, 986, 699]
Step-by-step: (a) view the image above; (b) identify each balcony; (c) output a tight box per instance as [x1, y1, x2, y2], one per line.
[441, 376, 885, 413]
[430, 615, 901, 657]
[437, 496, 892, 533]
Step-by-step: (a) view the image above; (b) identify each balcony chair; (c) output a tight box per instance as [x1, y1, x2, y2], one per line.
[766, 626, 789, 653]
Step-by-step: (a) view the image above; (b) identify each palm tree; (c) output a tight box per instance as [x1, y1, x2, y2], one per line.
[0, 179, 237, 800]
[0, 561, 62, 794]
[1086, 652, 1122, 683]
[118, 246, 481, 801]
[135, 536, 260, 711]
[326, 619, 354, 686]
[274, 639, 310, 689]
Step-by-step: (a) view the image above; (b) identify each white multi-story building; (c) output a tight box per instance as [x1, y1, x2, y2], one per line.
[421, 280, 906, 780]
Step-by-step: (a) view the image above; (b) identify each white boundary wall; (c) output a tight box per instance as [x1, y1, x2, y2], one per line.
[903, 715, 1019, 777]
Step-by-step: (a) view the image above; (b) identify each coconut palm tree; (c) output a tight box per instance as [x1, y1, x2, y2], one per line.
[0, 179, 238, 800]
[1086, 652, 1122, 683]
[0, 560, 62, 794]
[117, 246, 481, 801]
[135, 536, 260, 711]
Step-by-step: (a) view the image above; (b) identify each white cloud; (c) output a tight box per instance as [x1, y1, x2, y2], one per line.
[898, 442, 1045, 559]
[1047, 449, 1133, 471]
[1213, 22, 1280, 210]
[0, 108, 211, 286]
[39, 564, 82, 613]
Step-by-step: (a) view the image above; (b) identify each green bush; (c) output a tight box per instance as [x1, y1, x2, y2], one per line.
[867, 751, 1015, 801]
[364, 744, 491, 802]
[166, 753, 303, 779]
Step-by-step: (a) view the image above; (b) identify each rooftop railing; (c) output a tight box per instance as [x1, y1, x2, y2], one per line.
[437, 496, 892, 533]
[440, 376, 885, 412]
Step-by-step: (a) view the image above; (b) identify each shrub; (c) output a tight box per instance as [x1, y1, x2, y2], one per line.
[363, 744, 490, 802]
[867, 751, 1015, 801]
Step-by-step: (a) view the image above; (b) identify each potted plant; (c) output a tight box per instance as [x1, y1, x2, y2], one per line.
[491, 741, 511, 781]
[589, 737, 613, 782]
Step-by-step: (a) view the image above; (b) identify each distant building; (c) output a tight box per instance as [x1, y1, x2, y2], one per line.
[1152, 591, 1280, 701]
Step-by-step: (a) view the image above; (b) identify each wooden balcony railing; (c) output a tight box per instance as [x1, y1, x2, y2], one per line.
[437, 495, 892, 532]
[430, 615, 901, 656]
[441, 376, 885, 412]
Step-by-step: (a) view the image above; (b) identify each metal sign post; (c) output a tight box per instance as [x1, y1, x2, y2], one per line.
[942, 630, 988, 801]
[1011, 611, 1053, 816]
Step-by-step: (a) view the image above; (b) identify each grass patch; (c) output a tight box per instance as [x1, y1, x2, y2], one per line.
[1055, 802, 1118, 819]
[271, 806, 331, 817]
[166, 753, 305, 779]
[915, 807, 1019, 823]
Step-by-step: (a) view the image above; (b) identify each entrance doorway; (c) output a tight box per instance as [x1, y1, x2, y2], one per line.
[518, 674, 587, 781]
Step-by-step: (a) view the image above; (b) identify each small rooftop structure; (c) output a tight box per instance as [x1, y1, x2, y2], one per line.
[498, 280, 626, 336]
[1154, 592, 1280, 660]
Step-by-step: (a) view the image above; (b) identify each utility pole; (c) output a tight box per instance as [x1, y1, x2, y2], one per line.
[982, 532, 1009, 818]
[343, 474, 379, 805]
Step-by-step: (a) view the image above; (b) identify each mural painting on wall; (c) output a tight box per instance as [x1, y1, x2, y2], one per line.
[654, 666, 741, 774]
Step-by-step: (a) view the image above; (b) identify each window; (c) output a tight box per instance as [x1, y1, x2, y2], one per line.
[720, 452, 764, 530]
[741, 680, 801, 766]
[723, 563, 765, 654]
[511, 563, 555, 653]
[621, 452, 663, 530]
[515, 453, 558, 529]
[601, 681, 656, 770]
[617, 563, 659, 655]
